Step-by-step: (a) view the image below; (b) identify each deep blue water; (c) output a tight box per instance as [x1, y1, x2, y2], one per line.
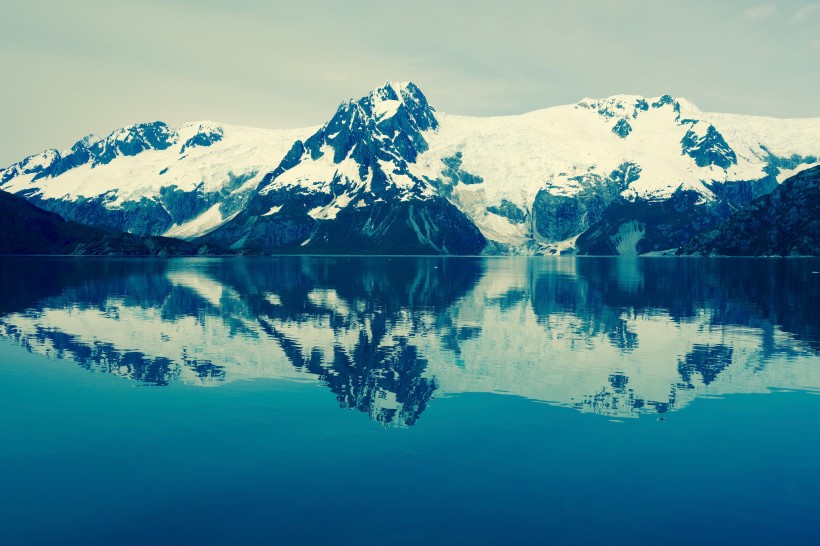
[0, 256, 818, 545]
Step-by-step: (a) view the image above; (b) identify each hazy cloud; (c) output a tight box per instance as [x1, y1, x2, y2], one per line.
[743, 4, 777, 20]
[792, 3, 820, 23]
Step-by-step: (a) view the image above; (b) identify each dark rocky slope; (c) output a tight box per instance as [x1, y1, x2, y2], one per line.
[575, 189, 723, 255]
[0, 190, 220, 255]
[679, 166, 820, 256]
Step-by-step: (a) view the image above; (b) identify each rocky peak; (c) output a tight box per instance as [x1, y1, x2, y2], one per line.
[302, 81, 437, 164]
[1, 149, 60, 183]
[366, 81, 437, 129]
[69, 134, 102, 152]
[261, 82, 440, 200]
[90, 121, 177, 165]
[577, 94, 651, 121]
[2, 122, 178, 183]
[32, 122, 177, 180]
[179, 122, 224, 154]
[680, 121, 737, 169]
[577, 94, 699, 138]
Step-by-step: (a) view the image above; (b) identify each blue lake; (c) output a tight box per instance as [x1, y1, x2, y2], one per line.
[1, 256, 819, 545]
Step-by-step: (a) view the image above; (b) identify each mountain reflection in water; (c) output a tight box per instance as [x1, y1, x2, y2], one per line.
[1, 256, 818, 426]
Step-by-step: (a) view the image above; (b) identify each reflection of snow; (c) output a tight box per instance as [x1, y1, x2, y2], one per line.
[1, 258, 818, 423]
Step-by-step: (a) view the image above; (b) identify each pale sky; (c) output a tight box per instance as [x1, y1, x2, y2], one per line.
[1, 0, 819, 166]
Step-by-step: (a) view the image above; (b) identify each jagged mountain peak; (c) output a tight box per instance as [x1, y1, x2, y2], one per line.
[575, 93, 700, 140]
[216, 82, 483, 254]
[106, 120, 170, 138]
[0, 149, 60, 184]
[577, 93, 700, 124]
[66, 120, 177, 171]
[365, 81, 437, 126]
[2, 121, 183, 183]
[367, 81, 416, 105]
[323, 81, 437, 141]
[67, 134, 101, 152]
[259, 81, 440, 198]
[97, 121, 175, 151]
[178, 121, 224, 154]
[177, 120, 224, 139]
[577, 93, 699, 115]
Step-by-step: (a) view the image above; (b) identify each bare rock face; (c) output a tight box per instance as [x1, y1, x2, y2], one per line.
[680, 165, 820, 256]
[0, 189, 219, 256]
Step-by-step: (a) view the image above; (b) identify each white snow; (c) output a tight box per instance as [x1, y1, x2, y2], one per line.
[308, 192, 352, 220]
[611, 221, 646, 256]
[164, 203, 238, 238]
[414, 98, 820, 243]
[1, 257, 818, 417]
[369, 81, 413, 121]
[2, 90, 820, 246]
[2, 122, 315, 238]
[372, 98, 401, 120]
[261, 205, 282, 216]
[265, 144, 363, 195]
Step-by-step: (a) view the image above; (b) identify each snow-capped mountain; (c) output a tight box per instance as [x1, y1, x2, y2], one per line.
[1, 120, 312, 238]
[416, 93, 819, 253]
[201, 82, 486, 253]
[2, 82, 819, 254]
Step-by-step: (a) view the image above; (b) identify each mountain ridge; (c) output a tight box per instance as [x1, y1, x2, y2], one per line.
[3, 82, 819, 255]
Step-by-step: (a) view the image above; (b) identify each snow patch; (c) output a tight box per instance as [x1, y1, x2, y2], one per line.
[164, 203, 237, 239]
[308, 192, 352, 220]
[611, 221, 646, 255]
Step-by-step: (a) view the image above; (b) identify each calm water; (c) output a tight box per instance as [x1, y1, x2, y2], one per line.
[1, 256, 819, 545]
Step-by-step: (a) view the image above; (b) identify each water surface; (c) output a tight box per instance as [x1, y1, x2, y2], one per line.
[1, 257, 818, 544]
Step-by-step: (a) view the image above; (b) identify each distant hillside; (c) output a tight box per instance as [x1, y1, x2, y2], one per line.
[0, 190, 221, 255]
[680, 166, 820, 256]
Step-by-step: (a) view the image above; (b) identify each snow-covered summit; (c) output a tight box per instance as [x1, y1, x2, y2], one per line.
[575, 93, 700, 138]
[1, 120, 314, 238]
[2, 83, 819, 253]
[257, 80, 439, 205]
[366, 81, 435, 123]
[202, 82, 485, 255]
[71, 133, 102, 150]
[179, 121, 224, 154]
[577, 93, 699, 119]
[413, 91, 819, 248]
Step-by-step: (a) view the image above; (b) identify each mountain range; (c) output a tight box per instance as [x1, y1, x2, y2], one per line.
[2, 82, 819, 255]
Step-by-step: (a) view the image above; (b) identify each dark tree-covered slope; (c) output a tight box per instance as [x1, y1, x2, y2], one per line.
[0, 190, 221, 255]
[680, 166, 820, 256]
